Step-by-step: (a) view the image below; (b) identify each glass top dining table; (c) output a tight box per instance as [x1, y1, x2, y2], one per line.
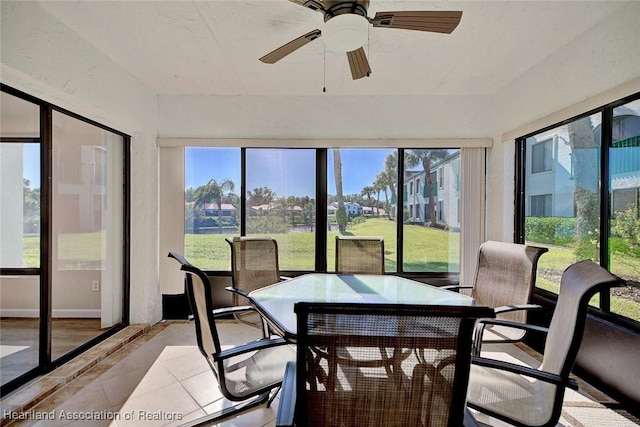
[248, 273, 474, 343]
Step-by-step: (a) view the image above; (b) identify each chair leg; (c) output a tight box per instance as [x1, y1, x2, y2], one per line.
[177, 392, 270, 427]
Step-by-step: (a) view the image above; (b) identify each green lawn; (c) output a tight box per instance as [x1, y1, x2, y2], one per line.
[185, 217, 459, 273]
[20, 219, 639, 321]
[22, 231, 106, 268]
[530, 242, 640, 322]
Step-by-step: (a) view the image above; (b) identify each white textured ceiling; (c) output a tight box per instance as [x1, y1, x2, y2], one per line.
[36, 0, 635, 97]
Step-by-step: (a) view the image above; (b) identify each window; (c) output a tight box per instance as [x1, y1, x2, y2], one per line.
[246, 149, 316, 271]
[438, 167, 444, 188]
[403, 149, 460, 273]
[181, 146, 469, 275]
[530, 194, 552, 217]
[184, 147, 240, 270]
[531, 139, 553, 173]
[517, 93, 640, 324]
[328, 149, 397, 272]
[609, 99, 640, 321]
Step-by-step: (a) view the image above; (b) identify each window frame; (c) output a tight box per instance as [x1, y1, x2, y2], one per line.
[0, 84, 131, 396]
[175, 145, 486, 279]
[515, 91, 640, 330]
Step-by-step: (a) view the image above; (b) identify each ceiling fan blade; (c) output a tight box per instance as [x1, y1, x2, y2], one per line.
[372, 11, 462, 34]
[259, 29, 321, 64]
[287, 0, 329, 12]
[347, 47, 371, 80]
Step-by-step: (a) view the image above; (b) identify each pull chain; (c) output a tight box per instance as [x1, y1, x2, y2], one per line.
[367, 26, 371, 77]
[323, 44, 327, 93]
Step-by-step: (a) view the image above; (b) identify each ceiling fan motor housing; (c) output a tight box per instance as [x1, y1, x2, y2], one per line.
[322, 2, 369, 52]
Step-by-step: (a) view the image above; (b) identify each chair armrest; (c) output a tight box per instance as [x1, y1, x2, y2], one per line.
[224, 286, 249, 298]
[276, 361, 297, 427]
[476, 318, 549, 334]
[472, 318, 548, 355]
[441, 285, 473, 293]
[214, 337, 289, 361]
[211, 305, 256, 318]
[493, 303, 542, 315]
[471, 355, 567, 387]
[280, 275, 292, 281]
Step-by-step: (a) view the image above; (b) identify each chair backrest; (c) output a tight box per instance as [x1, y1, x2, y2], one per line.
[294, 302, 495, 427]
[541, 260, 621, 377]
[226, 236, 281, 298]
[167, 252, 222, 369]
[335, 236, 385, 274]
[472, 240, 548, 323]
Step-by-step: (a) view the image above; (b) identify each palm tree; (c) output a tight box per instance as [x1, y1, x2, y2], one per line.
[332, 149, 347, 233]
[361, 185, 375, 209]
[193, 178, 235, 233]
[246, 186, 276, 208]
[384, 152, 399, 219]
[373, 174, 386, 217]
[406, 149, 448, 228]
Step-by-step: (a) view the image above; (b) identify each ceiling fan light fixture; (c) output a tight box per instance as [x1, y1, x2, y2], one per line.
[323, 14, 368, 53]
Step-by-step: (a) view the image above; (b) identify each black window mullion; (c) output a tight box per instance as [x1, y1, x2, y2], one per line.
[40, 104, 52, 368]
[514, 138, 526, 243]
[122, 135, 131, 325]
[240, 148, 246, 236]
[315, 149, 327, 272]
[397, 149, 405, 272]
[600, 106, 613, 311]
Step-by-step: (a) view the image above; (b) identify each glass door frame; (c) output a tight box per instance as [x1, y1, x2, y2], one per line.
[0, 84, 131, 396]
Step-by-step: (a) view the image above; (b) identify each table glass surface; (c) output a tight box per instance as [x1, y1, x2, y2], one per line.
[248, 273, 474, 340]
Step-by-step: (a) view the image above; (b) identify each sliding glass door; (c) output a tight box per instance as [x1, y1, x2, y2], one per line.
[0, 86, 129, 395]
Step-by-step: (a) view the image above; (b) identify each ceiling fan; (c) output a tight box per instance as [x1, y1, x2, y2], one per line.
[259, 0, 462, 80]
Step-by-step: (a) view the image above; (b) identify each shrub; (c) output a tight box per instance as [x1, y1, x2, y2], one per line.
[525, 216, 576, 246]
[246, 216, 290, 234]
[611, 205, 640, 254]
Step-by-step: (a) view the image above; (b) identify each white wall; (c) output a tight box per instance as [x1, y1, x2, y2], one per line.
[1, 1, 161, 325]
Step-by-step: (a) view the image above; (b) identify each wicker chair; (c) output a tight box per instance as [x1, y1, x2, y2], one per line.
[335, 236, 385, 274]
[445, 240, 548, 354]
[168, 252, 295, 425]
[276, 302, 495, 427]
[467, 260, 622, 427]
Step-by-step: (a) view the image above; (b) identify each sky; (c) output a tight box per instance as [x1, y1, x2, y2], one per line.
[185, 147, 395, 198]
[12, 143, 40, 188]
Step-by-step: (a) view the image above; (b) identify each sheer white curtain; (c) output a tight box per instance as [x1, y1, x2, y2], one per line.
[460, 147, 486, 286]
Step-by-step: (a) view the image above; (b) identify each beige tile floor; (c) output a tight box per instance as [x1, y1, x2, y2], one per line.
[2, 320, 639, 427]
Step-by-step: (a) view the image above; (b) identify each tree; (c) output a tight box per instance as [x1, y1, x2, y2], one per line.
[23, 179, 40, 233]
[193, 178, 235, 233]
[567, 117, 600, 260]
[246, 187, 276, 209]
[332, 149, 347, 233]
[406, 149, 448, 227]
[373, 173, 386, 217]
[361, 185, 375, 209]
[384, 152, 398, 219]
